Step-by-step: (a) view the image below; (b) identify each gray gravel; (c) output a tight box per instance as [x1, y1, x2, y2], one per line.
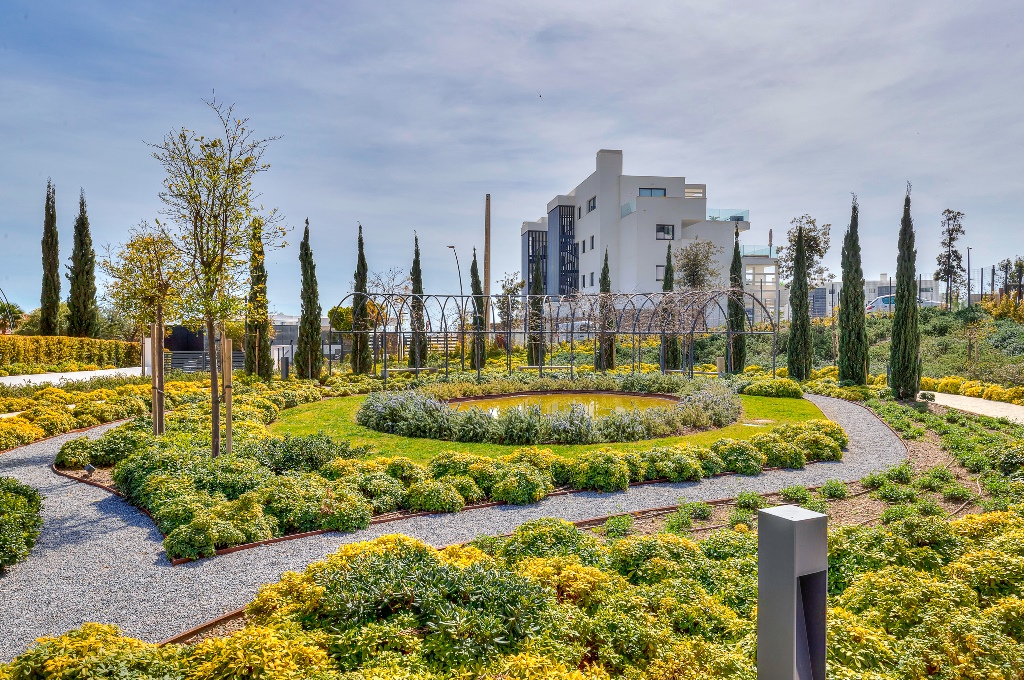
[0, 394, 905, 661]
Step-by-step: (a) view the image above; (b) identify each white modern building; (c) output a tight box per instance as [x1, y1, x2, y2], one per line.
[521, 150, 750, 295]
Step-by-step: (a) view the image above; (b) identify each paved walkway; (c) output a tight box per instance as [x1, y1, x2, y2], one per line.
[0, 367, 142, 388]
[0, 394, 905, 661]
[931, 392, 1024, 425]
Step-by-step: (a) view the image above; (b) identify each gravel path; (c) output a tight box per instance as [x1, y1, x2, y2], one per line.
[931, 392, 1024, 425]
[0, 394, 905, 661]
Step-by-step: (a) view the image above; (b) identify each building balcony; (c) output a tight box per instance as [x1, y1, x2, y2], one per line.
[707, 208, 749, 222]
[740, 245, 779, 258]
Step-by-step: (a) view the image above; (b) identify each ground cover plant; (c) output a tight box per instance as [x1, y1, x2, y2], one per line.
[355, 378, 741, 445]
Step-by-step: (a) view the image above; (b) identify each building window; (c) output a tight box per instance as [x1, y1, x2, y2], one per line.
[655, 264, 666, 281]
[655, 224, 674, 240]
[581, 274, 586, 289]
[578, 206, 582, 220]
[590, 235, 594, 250]
[640, 188, 667, 197]
[581, 239, 586, 254]
[590, 272, 594, 286]
[587, 196, 596, 213]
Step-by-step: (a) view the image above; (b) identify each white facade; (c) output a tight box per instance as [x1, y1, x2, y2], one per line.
[521, 150, 750, 295]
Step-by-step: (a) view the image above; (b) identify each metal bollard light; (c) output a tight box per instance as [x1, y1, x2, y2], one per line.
[757, 505, 827, 680]
[281, 356, 290, 381]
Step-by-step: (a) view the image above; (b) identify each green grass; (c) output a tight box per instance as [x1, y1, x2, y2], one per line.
[268, 395, 824, 463]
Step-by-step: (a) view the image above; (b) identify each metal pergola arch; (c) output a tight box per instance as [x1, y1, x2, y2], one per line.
[322, 289, 777, 385]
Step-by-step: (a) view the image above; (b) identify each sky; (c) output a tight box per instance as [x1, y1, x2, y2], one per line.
[1, 0, 1022, 315]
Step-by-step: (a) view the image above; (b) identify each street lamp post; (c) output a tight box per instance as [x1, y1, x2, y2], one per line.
[967, 247, 972, 308]
[448, 245, 465, 371]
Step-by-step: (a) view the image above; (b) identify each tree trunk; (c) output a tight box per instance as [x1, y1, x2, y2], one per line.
[206, 316, 221, 457]
[222, 332, 232, 456]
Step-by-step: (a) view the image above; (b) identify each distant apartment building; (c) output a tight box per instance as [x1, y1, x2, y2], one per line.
[521, 150, 750, 296]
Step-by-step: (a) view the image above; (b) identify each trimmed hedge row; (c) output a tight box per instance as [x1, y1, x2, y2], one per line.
[0, 335, 139, 372]
[73, 417, 846, 560]
[0, 476, 43, 572]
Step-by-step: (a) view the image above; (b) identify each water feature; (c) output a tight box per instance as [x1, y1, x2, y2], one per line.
[451, 392, 678, 417]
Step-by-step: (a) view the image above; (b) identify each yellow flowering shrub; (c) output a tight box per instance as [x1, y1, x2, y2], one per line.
[188, 625, 334, 679]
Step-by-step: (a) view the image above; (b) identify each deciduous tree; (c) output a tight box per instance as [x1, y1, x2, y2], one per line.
[673, 238, 722, 290]
[934, 209, 966, 307]
[151, 98, 280, 456]
[778, 215, 832, 287]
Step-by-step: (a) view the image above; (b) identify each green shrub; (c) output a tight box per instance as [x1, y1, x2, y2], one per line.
[701, 527, 758, 560]
[804, 419, 850, 449]
[712, 439, 765, 476]
[881, 504, 918, 524]
[644, 447, 704, 482]
[875, 482, 918, 504]
[741, 378, 803, 398]
[943, 482, 975, 503]
[779, 485, 813, 505]
[602, 514, 634, 540]
[735, 491, 767, 511]
[89, 427, 154, 467]
[357, 472, 408, 513]
[860, 471, 888, 490]
[795, 432, 842, 462]
[727, 508, 755, 528]
[318, 487, 373, 532]
[819, 479, 849, 499]
[750, 433, 805, 469]
[486, 517, 605, 566]
[407, 480, 465, 513]
[685, 501, 714, 521]
[802, 497, 828, 514]
[55, 437, 95, 469]
[0, 476, 43, 572]
[490, 464, 551, 505]
[915, 498, 945, 516]
[259, 474, 332, 533]
[885, 462, 914, 484]
[437, 475, 484, 504]
[240, 432, 355, 473]
[568, 449, 631, 492]
[664, 507, 693, 533]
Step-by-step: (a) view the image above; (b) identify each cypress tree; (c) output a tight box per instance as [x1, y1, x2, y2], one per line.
[66, 189, 98, 337]
[728, 226, 747, 372]
[245, 218, 273, 380]
[468, 248, 486, 370]
[295, 220, 323, 380]
[890, 186, 920, 400]
[596, 248, 616, 370]
[527, 257, 544, 366]
[838, 195, 869, 385]
[787, 225, 813, 380]
[351, 225, 372, 374]
[408, 234, 428, 368]
[40, 179, 61, 336]
[662, 243, 683, 370]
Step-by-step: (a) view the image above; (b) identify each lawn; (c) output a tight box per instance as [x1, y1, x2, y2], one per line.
[269, 394, 825, 463]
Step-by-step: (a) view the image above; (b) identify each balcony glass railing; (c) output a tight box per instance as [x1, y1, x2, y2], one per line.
[741, 245, 779, 258]
[620, 198, 636, 218]
[707, 208, 749, 222]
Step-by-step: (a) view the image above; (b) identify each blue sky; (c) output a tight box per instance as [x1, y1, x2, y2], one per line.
[1, 0, 1022, 314]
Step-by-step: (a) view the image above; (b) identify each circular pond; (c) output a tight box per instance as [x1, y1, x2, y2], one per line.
[450, 391, 679, 417]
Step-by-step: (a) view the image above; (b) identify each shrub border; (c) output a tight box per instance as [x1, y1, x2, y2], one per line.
[445, 390, 681, 405]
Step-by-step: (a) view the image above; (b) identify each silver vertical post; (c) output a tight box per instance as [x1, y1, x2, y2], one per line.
[758, 505, 827, 680]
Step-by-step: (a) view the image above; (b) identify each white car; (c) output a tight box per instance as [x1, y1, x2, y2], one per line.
[865, 295, 942, 313]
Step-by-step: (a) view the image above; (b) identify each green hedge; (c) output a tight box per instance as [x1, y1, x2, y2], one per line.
[0, 335, 140, 370]
[0, 476, 43, 572]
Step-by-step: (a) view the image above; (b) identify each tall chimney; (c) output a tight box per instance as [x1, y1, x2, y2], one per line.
[484, 194, 491, 324]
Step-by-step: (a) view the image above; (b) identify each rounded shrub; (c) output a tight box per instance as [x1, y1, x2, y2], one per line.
[318, 487, 373, 532]
[437, 475, 485, 504]
[407, 480, 465, 513]
[568, 449, 631, 492]
[357, 472, 407, 513]
[0, 476, 44, 572]
[55, 437, 96, 469]
[795, 432, 842, 462]
[819, 479, 849, 500]
[741, 378, 803, 398]
[490, 464, 551, 505]
[750, 433, 805, 469]
[711, 439, 765, 476]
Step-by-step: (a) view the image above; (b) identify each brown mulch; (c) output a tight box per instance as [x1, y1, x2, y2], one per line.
[171, 614, 248, 645]
[60, 466, 118, 489]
